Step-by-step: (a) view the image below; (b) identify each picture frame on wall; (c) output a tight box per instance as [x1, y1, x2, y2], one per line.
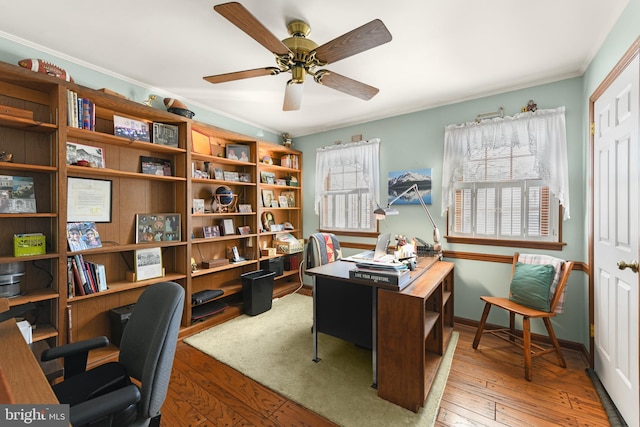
[134, 247, 163, 281]
[135, 213, 181, 243]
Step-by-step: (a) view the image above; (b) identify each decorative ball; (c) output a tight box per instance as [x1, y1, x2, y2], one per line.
[215, 185, 234, 206]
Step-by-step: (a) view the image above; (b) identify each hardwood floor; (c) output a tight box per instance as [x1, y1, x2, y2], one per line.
[161, 323, 610, 426]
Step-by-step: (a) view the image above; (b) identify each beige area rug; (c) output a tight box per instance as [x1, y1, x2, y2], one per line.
[185, 293, 458, 427]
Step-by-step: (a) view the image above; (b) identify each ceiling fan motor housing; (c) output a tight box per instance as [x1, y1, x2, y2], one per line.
[282, 20, 318, 83]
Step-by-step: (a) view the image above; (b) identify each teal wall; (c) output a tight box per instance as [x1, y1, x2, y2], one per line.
[1, 0, 638, 348]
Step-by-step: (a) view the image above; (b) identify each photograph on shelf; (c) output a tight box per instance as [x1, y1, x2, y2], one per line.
[134, 247, 163, 281]
[261, 189, 275, 208]
[260, 171, 276, 184]
[220, 218, 235, 235]
[203, 225, 220, 238]
[140, 156, 172, 176]
[0, 175, 36, 214]
[262, 211, 275, 231]
[223, 171, 239, 182]
[191, 129, 211, 154]
[226, 144, 250, 162]
[278, 195, 288, 208]
[239, 172, 251, 182]
[135, 213, 181, 243]
[67, 177, 111, 222]
[280, 190, 296, 208]
[67, 221, 102, 251]
[213, 168, 224, 180]
[238, 225, 251, 235]
[276, 178, 287, 186]
[113, 115, 150, 142]
[152, 122, 179, 147]
[193, 199, 205, 214]
[238, 204, 252, 213]
[66, 142, 105, 168]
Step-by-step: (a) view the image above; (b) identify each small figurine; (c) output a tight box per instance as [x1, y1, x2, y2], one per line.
[522, 99, 537, 112]
[0, 151, 13, 162]
[142, 94, 157, 107]
[282, 133, 292, 147]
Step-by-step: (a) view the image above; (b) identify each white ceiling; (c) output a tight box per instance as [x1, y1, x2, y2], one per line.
[0, 0, 628, 137]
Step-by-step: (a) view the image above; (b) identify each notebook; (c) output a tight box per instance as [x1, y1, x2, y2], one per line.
[342, 233, 392, 262]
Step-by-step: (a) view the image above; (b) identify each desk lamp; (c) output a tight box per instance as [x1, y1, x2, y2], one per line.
[374, 183, 442, 256]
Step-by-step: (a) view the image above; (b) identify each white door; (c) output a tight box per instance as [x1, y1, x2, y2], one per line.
[593, 53, 639, 426]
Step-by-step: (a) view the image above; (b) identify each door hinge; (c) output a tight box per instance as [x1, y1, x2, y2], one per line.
[590, 323, 595, 338]
[590, 122, 595, 135]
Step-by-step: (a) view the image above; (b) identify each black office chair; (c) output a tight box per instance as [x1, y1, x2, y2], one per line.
[42, 281, 185, 427]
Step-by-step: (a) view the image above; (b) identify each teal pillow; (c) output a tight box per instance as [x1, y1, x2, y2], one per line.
[508, 262, 555, 311]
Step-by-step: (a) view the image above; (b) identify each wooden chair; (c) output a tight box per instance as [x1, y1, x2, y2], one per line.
[472, 252, 574, 381]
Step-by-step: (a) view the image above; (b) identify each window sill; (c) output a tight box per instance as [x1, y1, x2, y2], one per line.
[444, 236, 566, 251]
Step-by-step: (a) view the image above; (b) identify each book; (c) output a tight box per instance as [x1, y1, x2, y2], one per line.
[349, 267, 411, 289]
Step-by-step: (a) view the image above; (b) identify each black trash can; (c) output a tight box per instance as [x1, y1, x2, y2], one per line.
[241, 270, 276, 316]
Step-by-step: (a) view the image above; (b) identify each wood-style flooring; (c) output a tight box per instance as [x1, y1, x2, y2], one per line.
[161, 323, 610, 426]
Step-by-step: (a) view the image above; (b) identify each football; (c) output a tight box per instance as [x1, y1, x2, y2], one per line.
[18, 58, 73, 82]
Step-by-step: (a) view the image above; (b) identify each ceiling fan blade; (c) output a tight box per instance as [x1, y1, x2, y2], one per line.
[313, 19, 392, 65]
[214, 2, 291, 56]
[204, 67, 280, 84]
[316, 71, 379, 100]
[283, 81, 303, 111]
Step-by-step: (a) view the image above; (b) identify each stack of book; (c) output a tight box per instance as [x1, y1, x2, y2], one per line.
[67, 255, 107, 296]
[66, 89, 96, 130]
[349, 263, 411, 290]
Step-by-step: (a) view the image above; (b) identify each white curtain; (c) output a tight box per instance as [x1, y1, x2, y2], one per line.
[314, 138, 380, 215]
[441, 107, 570, 220]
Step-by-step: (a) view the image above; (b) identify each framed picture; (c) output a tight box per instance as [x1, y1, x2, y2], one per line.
[223, 171, 239, 181]
[66, 142, 105, 168]
[238, 225, 251, 235]
[281, 190, 296, 208]
[261, 189, 275, 208]
[260, 171, 276, 184]
[67, 221, 102, 251]
[226, 144, 250, 162]
[203, 225, 220, 238]
[140, 156, 172, 176]
[238, 204, 252, 213]
[135, 213, 181, 243]
[276, 178, 287, 186]
[278, 195, 288, 208]
[239, 172, 251, 182]
[0, 176, 36, 214]
[387, 168, 433, 205]
[213, 168, 224, 180]
[262, 211, 275, 231]
[152, 122, 179, 147]
[193, 199, 205, 214]
[67, 177, 112, 222]
[220, 218, 235, 235]
[134, 247, 163, 281]
[114, 114, 150, 142]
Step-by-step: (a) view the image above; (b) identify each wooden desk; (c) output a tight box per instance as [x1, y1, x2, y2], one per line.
[0, 299, 58, 404]
[306, 257, 454, 412]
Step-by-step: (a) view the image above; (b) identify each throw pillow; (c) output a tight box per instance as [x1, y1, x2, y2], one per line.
[509, 262, 555, 311]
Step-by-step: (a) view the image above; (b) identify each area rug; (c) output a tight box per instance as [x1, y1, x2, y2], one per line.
[185, 293, 458, 427]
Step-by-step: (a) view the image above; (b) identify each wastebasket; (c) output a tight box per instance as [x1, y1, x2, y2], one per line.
[241, 269, 276, 316]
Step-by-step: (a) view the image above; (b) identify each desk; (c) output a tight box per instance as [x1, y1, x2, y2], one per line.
[306, 257, 454, 412]
[0, 299, 58, 404]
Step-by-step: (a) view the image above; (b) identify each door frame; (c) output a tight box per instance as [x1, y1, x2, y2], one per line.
[588, 36, 640, 368]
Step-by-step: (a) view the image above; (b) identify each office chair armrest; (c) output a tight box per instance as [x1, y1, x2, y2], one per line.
[70, 384, 141, 427]
[41, 336, 109, 379]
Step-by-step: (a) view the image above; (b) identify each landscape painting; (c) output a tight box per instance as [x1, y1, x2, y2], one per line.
[387, 168, 432, 205]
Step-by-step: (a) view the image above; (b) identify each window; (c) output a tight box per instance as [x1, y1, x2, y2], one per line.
[442, 107, 569, 245]
[315, 139, 380, 234]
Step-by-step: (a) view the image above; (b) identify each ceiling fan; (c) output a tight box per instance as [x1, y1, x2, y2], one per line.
[203, 2, 392, 111]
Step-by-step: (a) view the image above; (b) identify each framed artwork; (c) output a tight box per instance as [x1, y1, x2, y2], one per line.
[387, 168, 433, 205]
[152, 122, 179, 147]
[226, 144, 250, 162]
[223, 171, 239, 182]
[238, 204, 252, 213]
[261, 189, 275, 208]
[66, 142, 105, 168]
[238, 225, 251, 235]
[261, 211, 275, 231]
[260, 171, 276, 184]
[220, 218, 235, 235]
[134, 247, 163, 281]
[114, 115, 150, 142]
[281, 191, 295, 208]
[0, 176, 36, 214]
[67, 177, 112, 222]
[203, 225, 220, 238]
[239, 172, 251, 182]
[193, 199, 205, 214]
[278, 195, 288, 208]
[213, 168, 224, 180]
[67, 221, 102, 251]
[140, 156, 172, 176]
[135, 213, 181, 243]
